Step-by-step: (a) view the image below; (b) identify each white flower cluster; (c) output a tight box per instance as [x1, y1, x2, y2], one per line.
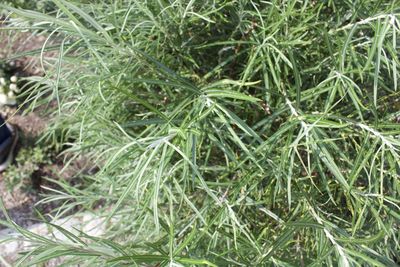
[0, 75, 19, 106]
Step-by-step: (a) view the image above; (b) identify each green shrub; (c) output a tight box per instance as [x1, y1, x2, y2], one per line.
[1, 0, 400, 266]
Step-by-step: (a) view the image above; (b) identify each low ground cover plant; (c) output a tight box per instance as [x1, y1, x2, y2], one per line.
[1, 0, 400, 266]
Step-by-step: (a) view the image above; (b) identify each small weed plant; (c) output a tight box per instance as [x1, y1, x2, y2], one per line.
[4, 146, 50, 192]
[1, 0, 400, 266]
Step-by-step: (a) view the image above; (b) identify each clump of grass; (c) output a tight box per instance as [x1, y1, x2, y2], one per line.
[1, 0, 400, 266]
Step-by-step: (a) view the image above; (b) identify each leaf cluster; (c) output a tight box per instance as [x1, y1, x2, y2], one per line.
[1, 0, 400, 266]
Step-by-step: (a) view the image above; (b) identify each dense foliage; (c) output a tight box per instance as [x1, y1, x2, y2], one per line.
[1, 0, 54, 14]
[1, 0, 400, 266]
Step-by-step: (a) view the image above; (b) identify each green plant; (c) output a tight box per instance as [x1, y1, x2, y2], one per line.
[4, 146, 50, 192]
[1, 0, 55, 14]
[1, 0, 400, 266]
